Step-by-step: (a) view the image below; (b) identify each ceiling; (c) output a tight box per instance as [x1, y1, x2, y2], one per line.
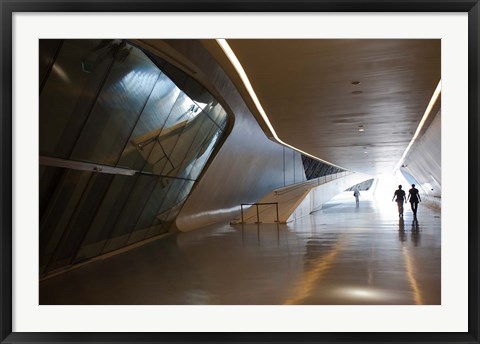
[205, 39, 441, 176]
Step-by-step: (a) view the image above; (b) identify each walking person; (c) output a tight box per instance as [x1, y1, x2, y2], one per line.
[353, 189, 360, 206]
[392, 185, 406, 217]
[407, 184, 421, 219]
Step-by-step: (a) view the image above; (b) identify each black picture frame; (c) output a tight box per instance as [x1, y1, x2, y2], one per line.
[1, 1, 479, 343]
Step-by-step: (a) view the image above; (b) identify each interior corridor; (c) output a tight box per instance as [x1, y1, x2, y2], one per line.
[39, 191, 441, 305]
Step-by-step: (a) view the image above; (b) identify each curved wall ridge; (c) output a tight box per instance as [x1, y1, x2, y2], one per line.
[148, 40, 310, 231]
[401, 109, 441, 208]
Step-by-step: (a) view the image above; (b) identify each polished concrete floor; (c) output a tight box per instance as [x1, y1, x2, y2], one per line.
[40, 192, 441, 305]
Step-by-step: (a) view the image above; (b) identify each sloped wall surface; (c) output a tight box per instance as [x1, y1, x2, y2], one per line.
[156, 40, 308, 231]
[401, 109, 441, 208]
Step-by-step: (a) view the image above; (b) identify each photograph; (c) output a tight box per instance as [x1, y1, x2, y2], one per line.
[38, 38, 442, 306]
[1, 3, 479, 344]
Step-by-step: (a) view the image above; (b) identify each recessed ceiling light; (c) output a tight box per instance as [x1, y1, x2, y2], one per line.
[352, 90, 363, 95]
[351, 81, 361, 85]
[358, 128, 365, 132]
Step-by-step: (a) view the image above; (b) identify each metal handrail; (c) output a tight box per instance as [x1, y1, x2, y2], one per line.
[240, 202, 279, 224]
[274, 171, 353, 196]
[237, 172, 354, 224]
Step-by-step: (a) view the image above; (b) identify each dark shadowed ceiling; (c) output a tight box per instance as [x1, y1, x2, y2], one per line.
[208, 39, 441, 176]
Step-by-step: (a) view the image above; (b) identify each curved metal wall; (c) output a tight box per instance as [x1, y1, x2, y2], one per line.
[401, 109, 441, 204]
[146, 40, 312, 231]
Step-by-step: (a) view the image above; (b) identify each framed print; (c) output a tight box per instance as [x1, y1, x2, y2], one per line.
[1, 1, 479, 343]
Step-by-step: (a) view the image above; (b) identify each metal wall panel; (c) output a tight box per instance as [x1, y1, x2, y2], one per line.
[402, 109, 441, 199]
[151, 40, 308, 231]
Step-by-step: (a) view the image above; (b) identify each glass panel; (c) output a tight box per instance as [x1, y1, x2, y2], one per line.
[39, 41, 230, 274]
[39, 39, 62, 88]
[71, 42, 161, 165]
[160, 110, 211, 178]
[141, 137, 174, 175]
[143, 178, 185, 238]
[40, 170, 91, 273]
[40, 39, 117, 158]
[74, 174, 139, 261]
[145, 179, 194, 240]
[176, 180, 195, 205]
[101, 174, 158, 253]
[117, 72, 181, 171]
[126, 177, 172, 245]
[39, 166, 65, 217]
[319, 164, 327, 177]
[176, 114, 218, 179]
[142, 92, 197, 175]
[164, 93, 196, 128]
[47, 173, 113, 270]
[156, 179, 186, 216]
[183, 124, 223, 181]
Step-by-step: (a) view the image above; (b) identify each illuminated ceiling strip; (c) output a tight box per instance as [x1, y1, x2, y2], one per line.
[395, 80, 442, 172]
[216, 39, 348, 171]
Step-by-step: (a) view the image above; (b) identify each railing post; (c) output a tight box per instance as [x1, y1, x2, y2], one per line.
[241, 204, 244, 224]
[255, 204, 260, 224]
[275, 202, 279, 223]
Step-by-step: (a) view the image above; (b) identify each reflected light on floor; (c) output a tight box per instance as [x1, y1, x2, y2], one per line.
[283, 236, 346, 305]
[373, 174, 424, 305]
[403, 245, 424, 305]
[336, 287, 392, 301]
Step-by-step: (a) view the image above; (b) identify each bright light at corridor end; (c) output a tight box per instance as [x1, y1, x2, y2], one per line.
[216, 39, 348, 171]
[394, 80, 442, 172]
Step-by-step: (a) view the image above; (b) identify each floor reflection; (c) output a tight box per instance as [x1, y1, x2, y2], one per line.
[398, 218, 406, 242]
[284, 234, 345, 305]
[411, 220, 421, 246]
[40, 191, 440, 305]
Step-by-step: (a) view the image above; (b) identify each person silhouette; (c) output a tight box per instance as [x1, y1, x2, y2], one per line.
[353, 189, 360, 206]
[407, 184, 421, 219]
[392, 185, 406, 217]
